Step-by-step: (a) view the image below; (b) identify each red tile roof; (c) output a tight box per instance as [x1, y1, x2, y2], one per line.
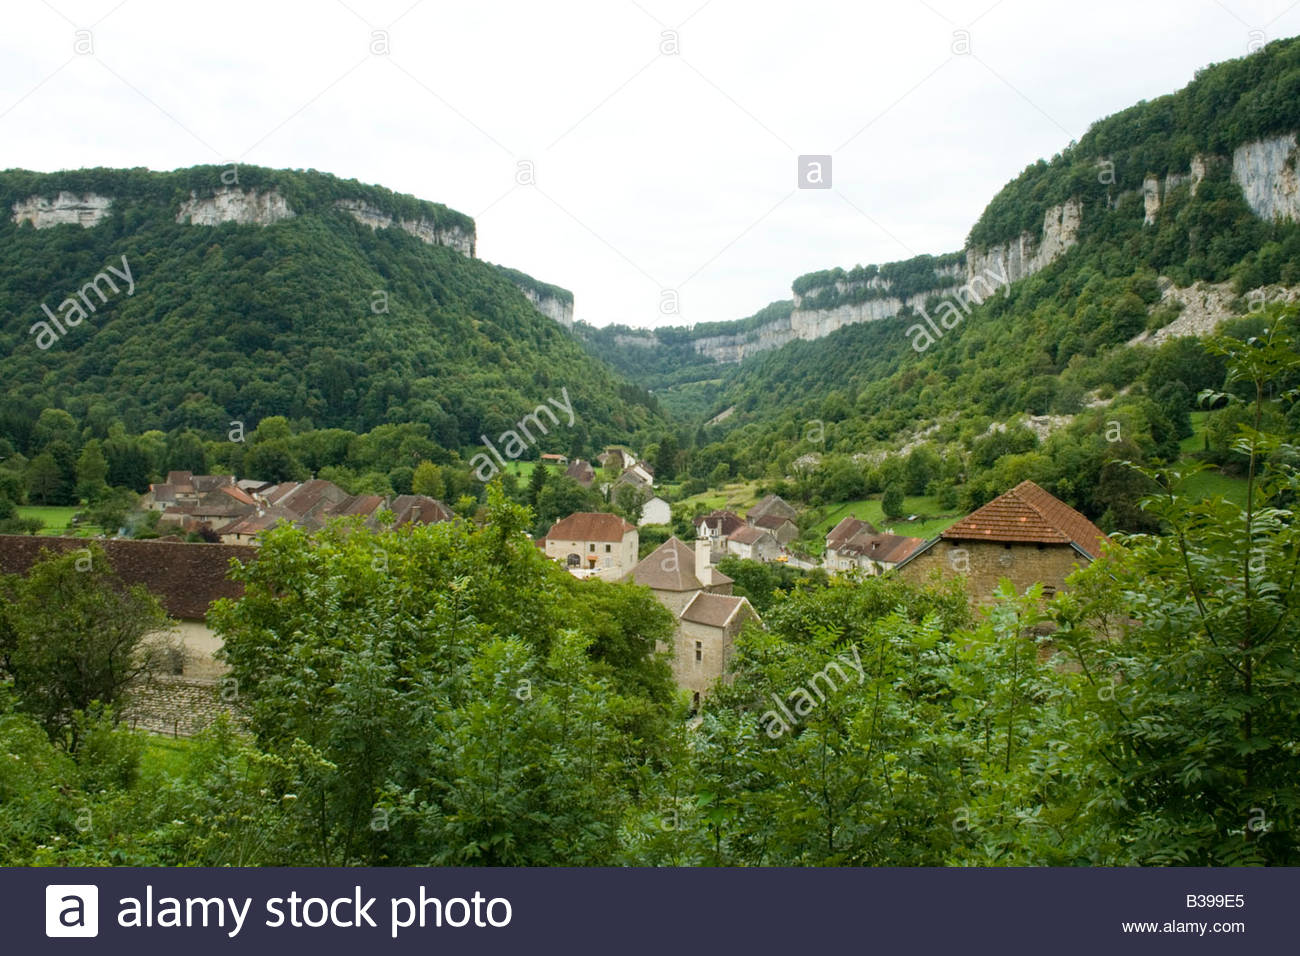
[546, 512, 636, 543]
[0, 535, 255, 620]
[941, 480, 1107, 558]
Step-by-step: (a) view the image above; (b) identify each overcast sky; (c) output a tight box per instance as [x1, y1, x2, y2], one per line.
[2, 1, 1297, 329]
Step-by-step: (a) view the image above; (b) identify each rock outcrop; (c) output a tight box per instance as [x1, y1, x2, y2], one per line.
[335, 199, 476, 257]
[1232, 133, 1300, 222]
[11, 191, 113, 228]
[177, 187, 295, 226]
[520, 286, 573, 327]
[965, 199, 1081, 286]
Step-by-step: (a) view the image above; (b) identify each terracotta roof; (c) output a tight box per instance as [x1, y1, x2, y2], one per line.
[546, 512, 636, 543]
[166, 471, 195, 491]
[149, 483, 178, 502]
[679, 592, 757, 628]
[389, 495, 453, 526]
[218, 507, 298, 537]
[826, 516, 878, 550]
[192, 474, 236, 493]
[218, 484, 258, 506]
[626, 537, 732, 591]
[331, 494, 386, 517]
[0, 535, 255, 620]
[752, 513, 795, 531]
[277, 479, 350, 518]
[941, 480, 1107, 558]
[845, 532, 926, 564]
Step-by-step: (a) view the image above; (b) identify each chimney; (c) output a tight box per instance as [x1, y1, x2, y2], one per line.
[695, 535, 713, 587]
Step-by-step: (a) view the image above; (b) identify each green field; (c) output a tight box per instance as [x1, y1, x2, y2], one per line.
[676, 480, 763, 514]
[141, 734, 196, 780]
[811, 495, 958, 548]
[13, 505, 104, 536]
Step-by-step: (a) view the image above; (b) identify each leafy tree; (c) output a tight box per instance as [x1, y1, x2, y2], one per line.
[0, 545, 172, 747]
[411, 460, 445, 499]
[1054, 318, 1300, 865]
[75, 439, 109, 502]
[881, 485, 904, 519]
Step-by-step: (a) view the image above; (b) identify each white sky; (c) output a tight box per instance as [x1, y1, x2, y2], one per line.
[2, 0, 1298, 329]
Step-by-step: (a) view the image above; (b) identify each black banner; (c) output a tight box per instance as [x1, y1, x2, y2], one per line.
[7, 867, 1294, 953]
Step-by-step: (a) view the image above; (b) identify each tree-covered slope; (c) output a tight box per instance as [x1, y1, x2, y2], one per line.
[0, 165, 662, 447]
[712, 38, 1300, 437]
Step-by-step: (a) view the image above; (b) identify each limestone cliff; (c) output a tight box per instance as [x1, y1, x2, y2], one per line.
[520, 286, 574, 327]
[177, 187, 295, 226]
[1232, 133, 1300, 222]
[964, 200, 1081, 286]
[335, 198, 476, 257]
[11, 191, 113, 228]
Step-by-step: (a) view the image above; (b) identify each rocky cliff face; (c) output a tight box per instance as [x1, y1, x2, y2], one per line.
[177, 187, 296, 226]
[11, 191, 113, 228]
[1232, 133, 1300, 222]
[335, 199, 476, 257]
[965, 199, 1081, 286]
[520, 286, 574, 327]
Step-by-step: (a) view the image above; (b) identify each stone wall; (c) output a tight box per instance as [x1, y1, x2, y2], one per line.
[897, 538, 1090, 606]
[125, 676, 238, 737]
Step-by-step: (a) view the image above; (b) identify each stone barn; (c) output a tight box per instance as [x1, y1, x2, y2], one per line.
[895, 480, 1108, 605]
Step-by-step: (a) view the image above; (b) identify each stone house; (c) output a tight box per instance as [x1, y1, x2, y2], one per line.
[726, 524, 780, 562]
[543, 511, 639, 578]
[676, 592, 761, 706]
[824, 515, 924, 574]
[693, 509, 745, 557]
[748, 494, 798, 523]
[565, 459, 596, 487]
[751, 512, 798, 547]
[625, 537, 756, 703]
[625, 536, 733, 615]
[895, 480, 1108, 604]
[638, 495, 672, 527]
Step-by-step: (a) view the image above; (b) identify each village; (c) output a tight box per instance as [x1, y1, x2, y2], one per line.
[0, 444, 1108, 732]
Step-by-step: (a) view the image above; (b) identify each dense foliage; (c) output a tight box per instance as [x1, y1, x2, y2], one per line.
[0, 165, 662, 446]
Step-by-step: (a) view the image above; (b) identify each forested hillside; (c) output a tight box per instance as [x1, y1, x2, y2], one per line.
[0, 165, 662, 448]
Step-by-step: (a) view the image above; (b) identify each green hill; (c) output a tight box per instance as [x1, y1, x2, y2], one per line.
[0, 165, 662, 448]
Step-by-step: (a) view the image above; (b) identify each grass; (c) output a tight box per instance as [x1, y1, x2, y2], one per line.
[140, 734, 196, 782]
[15, 505, 103, 536]
[808, 494, 959, 553]
[1181, 469, 1250, 506]
[676, 480, 763, 514]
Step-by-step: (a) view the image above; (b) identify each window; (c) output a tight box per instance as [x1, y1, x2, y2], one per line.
[695, 641, 702, 663]
[605, 544, 611, 553]
[567, 553, 580, 567]
[589, 543, 595, 552]
[1043, 585, 1057, 598]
